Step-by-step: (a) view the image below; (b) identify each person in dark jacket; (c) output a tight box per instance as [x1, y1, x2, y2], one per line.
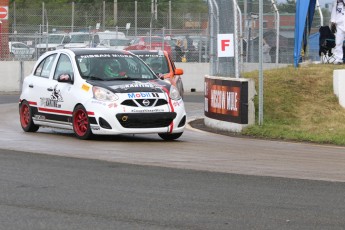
[183, 35, 195, 62]
[175, 40, 184, 62]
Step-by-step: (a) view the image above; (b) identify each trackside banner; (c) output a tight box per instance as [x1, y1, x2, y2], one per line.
[204, 76, 248, 124]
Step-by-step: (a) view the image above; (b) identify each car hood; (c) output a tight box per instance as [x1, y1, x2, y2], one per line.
[87, 79, 171, 94]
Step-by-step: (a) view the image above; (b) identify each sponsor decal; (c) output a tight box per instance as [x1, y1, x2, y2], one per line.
[108, 102, 118, 108]
[40, 85, 63, 108]
[79, 54, 133, 58]
[131, 108, 164, 113]
[91, 126, 100, 131]
[173, 101, 180, 107]
[91, 100, 106, 106]
[51, 85, 63, 101]
[136, 54, 162, 58]
[34, 115, 46, 120]
[112, 81, 158, 90]
[82, 84, 90, 92]
[127, 92, 160, 98]
[209, 89, 238, 114]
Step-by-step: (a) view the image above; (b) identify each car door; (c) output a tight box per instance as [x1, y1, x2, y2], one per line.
[26, 54, 58, 116]
[51, 53, 76, 120]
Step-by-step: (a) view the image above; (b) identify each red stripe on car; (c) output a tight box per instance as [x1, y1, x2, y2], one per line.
[38, 107, 73, 115]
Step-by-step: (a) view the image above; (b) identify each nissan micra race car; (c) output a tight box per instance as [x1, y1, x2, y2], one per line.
[19, 48, 186, 140]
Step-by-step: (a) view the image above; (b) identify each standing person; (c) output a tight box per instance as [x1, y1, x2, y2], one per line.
[183, 35, 195, 62]
[331, 0, 345, 64]
[175, 40, 184, 62]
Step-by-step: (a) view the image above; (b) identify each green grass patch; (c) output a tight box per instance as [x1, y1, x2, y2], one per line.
[242, 64, 345, 145]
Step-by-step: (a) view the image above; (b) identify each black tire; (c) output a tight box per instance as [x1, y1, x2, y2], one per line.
[158, 132, 183, 141]
[72, 105, 93, 140]
[19, 100, 39, 132]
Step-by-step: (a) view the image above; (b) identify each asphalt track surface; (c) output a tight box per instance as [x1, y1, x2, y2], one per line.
[1, 93, 345, 182]
[1, 93, 345, 229]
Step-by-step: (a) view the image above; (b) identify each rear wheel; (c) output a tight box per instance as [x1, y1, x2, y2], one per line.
[73, 105, 93, 140]
[158, 132, 183, 141]
[19, 101, 39, 132]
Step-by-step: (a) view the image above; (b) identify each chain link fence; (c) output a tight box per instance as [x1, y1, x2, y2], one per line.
[1, 1, 209, 62]
[0, 1, 328, 70]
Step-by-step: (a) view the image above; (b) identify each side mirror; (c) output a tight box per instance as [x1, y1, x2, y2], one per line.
[174, 68, 183, 75]
[57, 74, 73, 83]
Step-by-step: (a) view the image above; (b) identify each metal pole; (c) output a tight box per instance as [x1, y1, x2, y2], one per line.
[135, 1, 137, 37]
[210, 0, 219, 74]
[155, 0, 158, 21]
[42, 2, 44, 32]
[316, 0, 323, 26]
[259, 0, 264, 125]
[271, 0, 280, 65]
[236, 3, 244, 74]
[232, 0, 239, 78]
[169, 1, 172, 31]
[162, 27, 165, 51]
[71, 2, 74, 32]
[114, 0, 118, 26]
[13, 1, 16, 34]
[208, 0, 215, 75]
[45, 9, 48, 34]
[103, 1, 106, 31]
[150, 0, 153, 49]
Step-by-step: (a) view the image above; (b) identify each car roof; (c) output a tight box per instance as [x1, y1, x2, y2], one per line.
[129, 50, 166, 56]
[67, 48, 133, 56]
[9, 41, 27, 45]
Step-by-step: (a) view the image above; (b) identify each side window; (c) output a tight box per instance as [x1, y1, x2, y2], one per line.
[34, 54, 57, 78]
[54, 54, 73, 80]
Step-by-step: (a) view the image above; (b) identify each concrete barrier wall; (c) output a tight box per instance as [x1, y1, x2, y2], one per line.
[0, 61, 288, 93]
[176, 62, 288, 93]
[0, 61, 36, 92]
[333, 69, 345, 108]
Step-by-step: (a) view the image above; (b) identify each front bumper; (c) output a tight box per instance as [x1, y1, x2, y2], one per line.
[85, 99, 186, 135]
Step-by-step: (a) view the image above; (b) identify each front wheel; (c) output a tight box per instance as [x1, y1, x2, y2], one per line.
[19, 101, 39, 132]
[158, 132, 183, 141]
[72, 105, 93, 140]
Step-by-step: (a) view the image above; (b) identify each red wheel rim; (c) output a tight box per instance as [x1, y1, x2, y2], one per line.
[20, 104, 30, 128]
[74, 109, 88, 136]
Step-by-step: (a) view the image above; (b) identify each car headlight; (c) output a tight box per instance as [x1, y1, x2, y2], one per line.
[163, 78, 171, 85]
[92, 86, 118, 101]
[169, 85, 181, 100]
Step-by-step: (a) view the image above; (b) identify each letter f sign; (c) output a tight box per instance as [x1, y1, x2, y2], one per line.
[217, 34, 234, 57]
[221, 39, 230, 51]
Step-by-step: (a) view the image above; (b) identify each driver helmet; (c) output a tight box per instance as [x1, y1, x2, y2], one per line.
[150, 61, 161, 72]
[104, 60, 121, 78]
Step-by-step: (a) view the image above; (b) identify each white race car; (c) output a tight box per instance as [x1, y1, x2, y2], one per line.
[19, 48, 186, 140]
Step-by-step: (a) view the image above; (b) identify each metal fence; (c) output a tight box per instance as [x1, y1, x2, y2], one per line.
[0, 1, 328, 71]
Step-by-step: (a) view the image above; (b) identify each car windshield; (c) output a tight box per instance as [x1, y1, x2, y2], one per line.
[76, 53, 158, 81]
[135, 54, 169, 74]
[70, 34, 90, 43]
[42, 35, 64, 44]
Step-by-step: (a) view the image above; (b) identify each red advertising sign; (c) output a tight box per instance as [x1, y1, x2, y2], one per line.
[204, 77, 248, 124]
